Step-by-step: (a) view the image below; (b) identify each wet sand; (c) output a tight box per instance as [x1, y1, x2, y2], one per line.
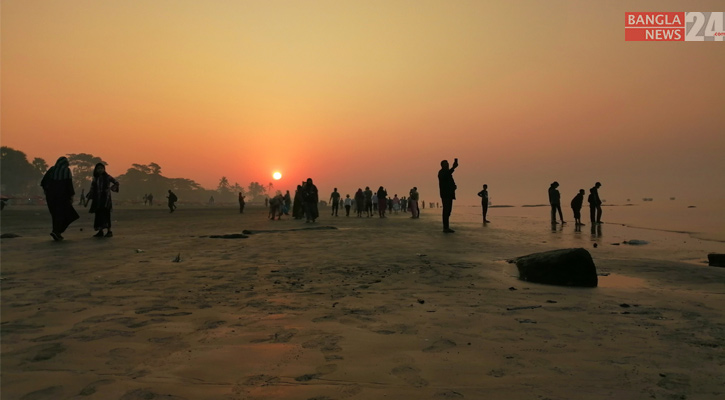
[1, 205, 724, 399]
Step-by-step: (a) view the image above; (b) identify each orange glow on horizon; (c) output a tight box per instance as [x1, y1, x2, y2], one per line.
[1, 1, 724, 203]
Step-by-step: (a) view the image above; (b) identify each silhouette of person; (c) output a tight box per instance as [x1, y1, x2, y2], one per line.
[392, 194, 400, 213]
[548, 182, 565, 225]
[87, 163, 119, 238]
[354, 188, 365, 217]
[571, 189, 586, 226]
[590, 182, 603, 224]
[283, 190, 292, 215]
[376, 186, 387, 218]
[344, 194, 352, 216]
[303, 178, 319, 222]
[147, 193, 153, 206]
[167, 190, 178, 213]
[209, 196, 215, 206]
[330, 188, 341, 216]
[143, 193, 148, 206]
[363, 186, 373, 217]
[293, 185, 304, 219]
[409, 187, 420, 218]
[269, 193, 283, 220]
[238, 192, 246, 213]
[477, 184, 490, 223]
[80, 189, 87, 206]
[40, 156, 80, 241]
[264, 197, 269, 208]
[438, 158, 458, 233]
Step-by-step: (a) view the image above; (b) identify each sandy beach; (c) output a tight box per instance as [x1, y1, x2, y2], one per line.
[1, 204, 724, 400]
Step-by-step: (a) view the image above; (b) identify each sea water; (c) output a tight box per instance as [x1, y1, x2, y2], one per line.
[453, 198, 725, 243]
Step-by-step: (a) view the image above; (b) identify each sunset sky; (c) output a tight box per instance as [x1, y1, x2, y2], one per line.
[2, 1, 724, 204]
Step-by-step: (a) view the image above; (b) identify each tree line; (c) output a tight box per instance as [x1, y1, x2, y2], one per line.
[0, 146, 274, 204]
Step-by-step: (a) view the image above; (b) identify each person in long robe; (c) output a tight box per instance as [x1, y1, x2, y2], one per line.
[354, 188, 365, 217]
[87, 163, 119, 238]
[292, 185, 304, 219]
[303, 178, 319, 223]
[376, 186, 387, 218]
[40, 156, 79, 241]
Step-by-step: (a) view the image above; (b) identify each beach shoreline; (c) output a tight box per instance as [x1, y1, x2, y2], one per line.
[2, 205, 724, 399]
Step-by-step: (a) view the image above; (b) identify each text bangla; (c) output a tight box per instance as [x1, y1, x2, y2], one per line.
[628, 14, 682, 26]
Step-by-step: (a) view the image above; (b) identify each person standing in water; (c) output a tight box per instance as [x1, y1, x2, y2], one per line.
[548, 181, 565, 225]
[477, 184, 490, 223]
[40, 156, 80, 241]
[571, 189, 585, 226]
[589, 182, 603, 224]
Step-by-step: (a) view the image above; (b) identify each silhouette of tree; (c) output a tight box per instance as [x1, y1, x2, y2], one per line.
[149, 162, 162, 175]
[131, 163, 152, 174]
[67, 153, 106, 192]
[232, 182, 244, 195]
[247, 182, 266, 201]
[0, 146, 41, 195]
[32, 158, 48, 174]
[217, 176, 234, 202]
[218, 176, 231, 191]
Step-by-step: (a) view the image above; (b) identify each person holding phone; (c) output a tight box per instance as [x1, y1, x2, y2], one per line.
[438, 158, 459, 233]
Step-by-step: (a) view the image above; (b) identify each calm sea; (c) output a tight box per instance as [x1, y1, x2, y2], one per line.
[450, 198, 725, 243]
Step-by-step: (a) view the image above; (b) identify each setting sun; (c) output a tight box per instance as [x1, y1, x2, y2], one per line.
[273, 172, 282, 180]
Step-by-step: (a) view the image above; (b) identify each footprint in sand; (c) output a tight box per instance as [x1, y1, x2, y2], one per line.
[250, 328, 298, 343]
[134, 306, 178, 314]
[294, 364, 339, 382]
[422, 338, 457, 353]
[435, 390, 465, 399]
[487, 368, 506, 378]
[391, 365, 429, 387]
[301, 334, 343, 353]
[19, 386, 64, 400]
[77, 379, 114, 396]
[240, 374, 281, 387]
[30, 342, 66, 362]
[119, 388, 187, 400]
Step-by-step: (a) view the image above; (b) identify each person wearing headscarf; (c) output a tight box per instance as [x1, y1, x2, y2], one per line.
[87, 163, 119, 238]
[292, 184, 304, 219]
[409, 187, 420, 219]
[376, 186, 387, 218]
[40, 156, 80, 241]
[354, 188, 365, 217]
[302, 178, 319, 223]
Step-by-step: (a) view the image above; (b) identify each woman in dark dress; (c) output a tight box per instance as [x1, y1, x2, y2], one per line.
[87, 163, 119, 238]
[292, 184, 304, 219]
[40, 156, 79, 241]
[376, 186, 387, 218]
[303, 178, 319, 223]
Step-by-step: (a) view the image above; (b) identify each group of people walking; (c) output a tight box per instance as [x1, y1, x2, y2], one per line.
[340, 186, 421, 219]
[41, 156, 183, 241]
[40, 155, 606, 240]
[41, 157, 119, 240]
